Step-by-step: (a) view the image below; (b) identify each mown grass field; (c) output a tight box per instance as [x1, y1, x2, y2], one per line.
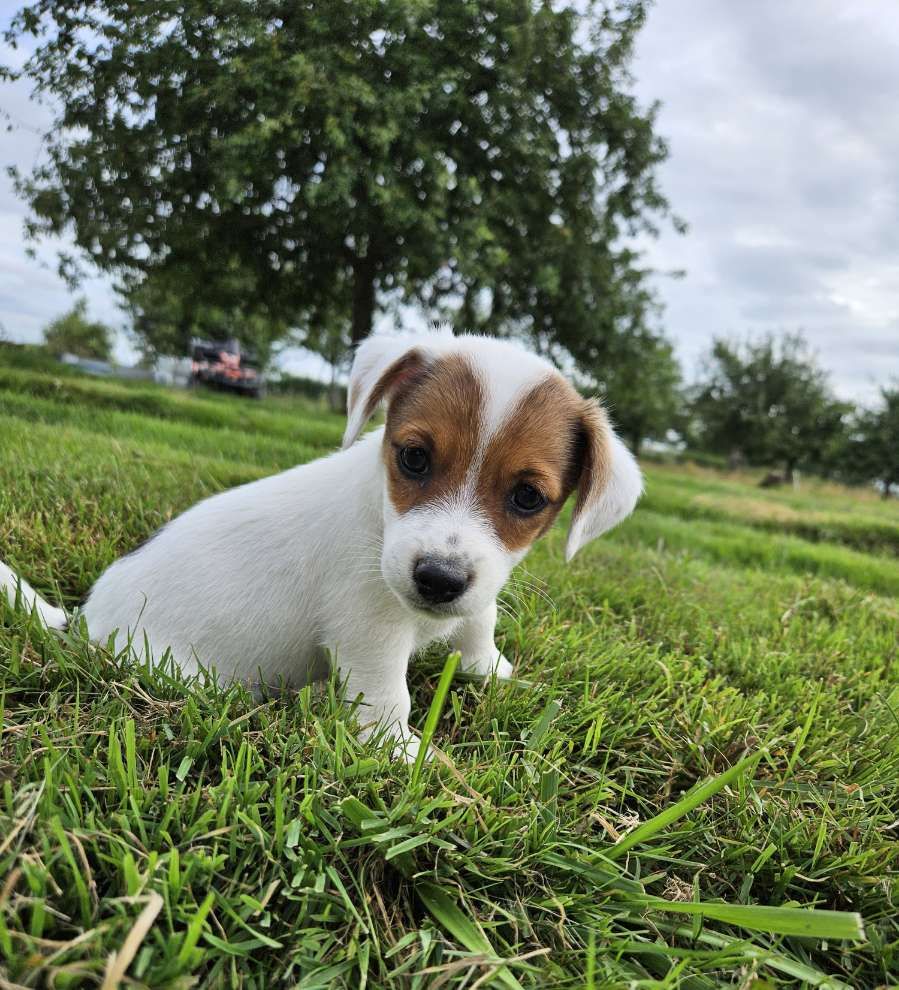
[1, 345, 897, 989]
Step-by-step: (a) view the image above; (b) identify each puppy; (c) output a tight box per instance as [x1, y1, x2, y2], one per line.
[1, 331, 642, 759]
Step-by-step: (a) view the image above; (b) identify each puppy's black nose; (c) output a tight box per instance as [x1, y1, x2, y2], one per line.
[413, 558, 469, 605]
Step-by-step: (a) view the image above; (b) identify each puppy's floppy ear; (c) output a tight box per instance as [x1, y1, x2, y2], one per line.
[566, 400, 643, 561]
[342, 335, 428, 449]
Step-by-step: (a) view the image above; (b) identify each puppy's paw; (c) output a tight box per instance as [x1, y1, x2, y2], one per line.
[492, 653, 514, 680]
[460, 648, 514, 681]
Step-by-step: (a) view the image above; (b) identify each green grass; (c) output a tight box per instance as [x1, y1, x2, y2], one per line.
[1, 347, 897, 988]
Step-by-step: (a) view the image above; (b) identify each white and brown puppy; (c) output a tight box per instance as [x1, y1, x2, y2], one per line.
[0, 330, 642, 759]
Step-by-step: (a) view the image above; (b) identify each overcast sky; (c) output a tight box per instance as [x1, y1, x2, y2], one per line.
[1, 1, 897, 399]
[632, 1, 899, 402]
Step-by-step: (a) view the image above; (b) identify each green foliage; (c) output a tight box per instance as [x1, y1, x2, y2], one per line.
[5, 0, 676, 363]
[839, 385, 899, 497]
[1, 353, 898, 986]
[41, 298, 114, 361]
[581, 328, 683, 454]
[689, 333, 850, 479]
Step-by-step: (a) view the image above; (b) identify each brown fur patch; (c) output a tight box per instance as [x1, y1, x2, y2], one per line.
[382, 362, 611, 553]
[477, 376, 609, 550]
[383, 354, 485, 514]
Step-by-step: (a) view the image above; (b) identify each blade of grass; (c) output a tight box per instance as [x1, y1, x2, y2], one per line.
[176, 892, 216, 967]
[410, 650, 460, 786]
[339, 797, 523, 989]
[660, 922, 855, 989]
[415, 881, 524, 990]
[523, 696, 562, 752]
[606, 749, 765, 861]
[540, 850, 644, 897]
[633, 897, 865, 940]
[786, 682, 821, 776]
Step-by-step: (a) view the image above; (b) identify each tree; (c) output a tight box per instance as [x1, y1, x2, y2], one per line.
[690, 334, 848, 482]
[579, 328, 682, 455]
[42, 299, 114, 361]
[838, 386, 899, 498]
[5, 1, 676, 362]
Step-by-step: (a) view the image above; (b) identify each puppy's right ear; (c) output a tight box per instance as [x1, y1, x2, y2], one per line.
[342, 336, 428, 448]
[565, 400, 643, 560]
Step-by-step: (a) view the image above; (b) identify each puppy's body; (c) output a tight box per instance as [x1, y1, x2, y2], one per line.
[1, 331, 642, 758]
[84, 429, 462, 686]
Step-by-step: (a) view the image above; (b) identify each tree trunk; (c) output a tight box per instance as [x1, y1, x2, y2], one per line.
[459, 281, 481, 332]
[883, 480, 893, 500]
[784, 460, 796, 485]
[179, 313, 195, 356]
[351, 255, 376, 345]
[327, 360, 344, 413]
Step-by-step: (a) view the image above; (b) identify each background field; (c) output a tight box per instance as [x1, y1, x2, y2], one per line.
[1, 348, 897, 988]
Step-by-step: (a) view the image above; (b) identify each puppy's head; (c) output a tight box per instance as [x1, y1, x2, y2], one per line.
[343, 332, 643, 617]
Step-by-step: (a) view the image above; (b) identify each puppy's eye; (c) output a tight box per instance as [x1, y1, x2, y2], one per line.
[509, 482, 547, 515]
[399, 445, 430, 477]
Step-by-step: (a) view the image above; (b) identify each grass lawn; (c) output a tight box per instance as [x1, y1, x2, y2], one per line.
[1, 345, 897, 988]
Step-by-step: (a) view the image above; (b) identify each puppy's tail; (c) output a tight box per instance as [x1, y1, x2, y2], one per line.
[0, 559, 68, 630]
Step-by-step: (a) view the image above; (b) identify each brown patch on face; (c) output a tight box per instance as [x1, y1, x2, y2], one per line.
[477, 376, 611, 551]
[383, 354, 484, 514]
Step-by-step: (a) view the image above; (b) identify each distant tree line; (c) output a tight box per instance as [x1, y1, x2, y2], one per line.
[37, 297, 899, 498]
[685, 334, 898, 498]
[587, 328, 897, 500]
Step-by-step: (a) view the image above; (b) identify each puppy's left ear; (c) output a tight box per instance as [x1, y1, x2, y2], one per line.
[566, 400, 643, 561]
[342, 335, 428, 449]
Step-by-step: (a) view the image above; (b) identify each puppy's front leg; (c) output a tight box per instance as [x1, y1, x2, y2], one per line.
[451, 601, 514, 680]
[340, 643, 421, 762]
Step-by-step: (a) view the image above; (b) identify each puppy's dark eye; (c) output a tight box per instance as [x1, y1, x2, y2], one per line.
[510, 482, 547, 515]
[399, 445, 430, 477]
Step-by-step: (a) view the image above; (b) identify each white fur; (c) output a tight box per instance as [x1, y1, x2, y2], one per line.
[0, 330, 643, 760]
[0, 560, 67, 629]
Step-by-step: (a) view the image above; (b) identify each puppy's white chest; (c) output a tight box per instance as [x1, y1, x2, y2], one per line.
[413, 613, 463, 652]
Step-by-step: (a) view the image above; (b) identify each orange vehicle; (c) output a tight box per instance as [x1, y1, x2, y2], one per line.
[190, 338, 264, 398]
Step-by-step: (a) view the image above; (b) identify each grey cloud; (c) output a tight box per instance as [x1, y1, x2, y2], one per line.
[633, 0, 899, 402]
[715, 244, 830, 298]
[739, 298, 852, 326]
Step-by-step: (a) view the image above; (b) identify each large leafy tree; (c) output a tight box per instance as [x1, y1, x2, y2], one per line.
[5, 0, 675, 360]
[690, 334, 849, 482]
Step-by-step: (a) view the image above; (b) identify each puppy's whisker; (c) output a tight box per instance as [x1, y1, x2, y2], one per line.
[495, 603, 516, 624]
[515, 587, 556, 611]
[515, 568, 556, 597]
[509, 575, 556, 610]
[339, 549, 385, 562]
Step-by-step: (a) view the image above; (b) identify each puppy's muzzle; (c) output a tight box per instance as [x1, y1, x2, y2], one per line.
[413, 557, 470, 606]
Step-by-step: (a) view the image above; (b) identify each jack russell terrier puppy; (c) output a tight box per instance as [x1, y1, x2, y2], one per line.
[1, 330, 642, 759]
